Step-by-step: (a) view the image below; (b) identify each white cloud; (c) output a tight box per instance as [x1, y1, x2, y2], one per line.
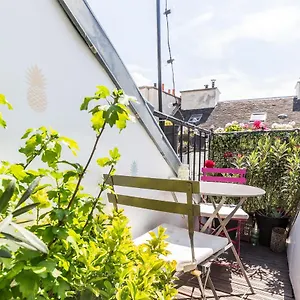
[176, 12, 214, 36]
[126, 64, 153, 87]
[130, 72, 152, 87]
[197, 5, 300, 59]
[186, 69, 297, 100]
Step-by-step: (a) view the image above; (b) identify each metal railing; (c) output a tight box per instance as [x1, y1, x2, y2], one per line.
[154, 111, 212, 180]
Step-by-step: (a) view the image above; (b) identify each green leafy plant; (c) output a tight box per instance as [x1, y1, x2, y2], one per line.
[0, 86, 177, 299]
[0, 94, 13, 128]
[212, 131, 300, 216]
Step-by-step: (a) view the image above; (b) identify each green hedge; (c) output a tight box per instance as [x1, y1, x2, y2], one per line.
[211, 130, 300, 216]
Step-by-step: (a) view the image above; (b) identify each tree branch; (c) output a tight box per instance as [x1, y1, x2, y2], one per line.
[67, 124, 106, 210]
[80, 165, 114, 234]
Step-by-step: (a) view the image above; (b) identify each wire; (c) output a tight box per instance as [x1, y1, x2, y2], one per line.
[164, 0, 184, 119]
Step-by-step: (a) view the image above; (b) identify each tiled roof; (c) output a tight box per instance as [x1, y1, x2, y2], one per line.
[201, 96, 300, 129]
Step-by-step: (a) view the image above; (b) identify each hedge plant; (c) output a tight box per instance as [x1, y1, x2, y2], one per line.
[211, 130, 300, 216]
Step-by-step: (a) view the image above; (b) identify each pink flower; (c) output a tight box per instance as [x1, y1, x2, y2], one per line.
[243, 124, 249, 129]
[253, 120, 262, 129]
[237, 153, 243, 158]
[224, 152, 233, 158]
[205, 160, 215, 168]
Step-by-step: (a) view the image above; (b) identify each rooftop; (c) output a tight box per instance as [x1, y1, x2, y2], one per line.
[201, 96, 300, 129]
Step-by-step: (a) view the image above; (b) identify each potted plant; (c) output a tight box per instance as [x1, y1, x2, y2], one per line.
[239, 137, 298, 246]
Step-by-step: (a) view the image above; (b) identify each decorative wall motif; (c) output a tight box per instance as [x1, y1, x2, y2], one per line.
[130, 161, 138, 176]
[26, 65, 47, 112]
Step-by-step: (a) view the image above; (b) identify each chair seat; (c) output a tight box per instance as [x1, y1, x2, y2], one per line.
[134, 223, 228, 272]
[200, 203, 249, 220]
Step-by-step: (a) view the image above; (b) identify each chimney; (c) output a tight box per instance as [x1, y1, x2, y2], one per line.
[296, 79, 300, 100]
[154, 83, 157, 87]
[162, 83, 165, 91]
[168, 89, 171, 94]
[204, 84, 209, 89]
[211, 79, 216, 88]
[172, 89, 175, 95]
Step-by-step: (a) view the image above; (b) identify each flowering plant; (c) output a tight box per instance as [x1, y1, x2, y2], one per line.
[271, 121, 295, 130]
[215, 120, 269, 133]
[204, 159, 215, 168]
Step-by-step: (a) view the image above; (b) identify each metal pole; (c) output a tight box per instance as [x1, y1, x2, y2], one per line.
[156, 0, 164, 131]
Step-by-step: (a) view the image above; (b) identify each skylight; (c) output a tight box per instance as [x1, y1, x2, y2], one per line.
[188, 114, 203, 124]
[250, 112, 267, 122]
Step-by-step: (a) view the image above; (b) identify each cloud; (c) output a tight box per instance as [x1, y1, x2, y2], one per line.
[176, 12, 214, 36]
[126, 64, 152, 87]
[186, 69, 297, 100]
[197, 5, 300, 59]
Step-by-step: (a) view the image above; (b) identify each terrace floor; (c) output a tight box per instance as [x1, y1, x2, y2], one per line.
[176, 242, 294, 299]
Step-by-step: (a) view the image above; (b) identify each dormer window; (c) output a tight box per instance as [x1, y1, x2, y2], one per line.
[188, 114, 203, 124]
[250, 112, 267, 122]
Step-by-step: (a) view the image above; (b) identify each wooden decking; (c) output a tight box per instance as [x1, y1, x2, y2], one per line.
[176, 242, 294, 299]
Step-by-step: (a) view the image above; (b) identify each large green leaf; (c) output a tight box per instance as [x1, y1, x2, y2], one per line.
[0, 215, 12, 232]
[0, 180, 16, 213]
[0, 249, 11, 258]
[10, 222, 48, 254]
[13, 203, 39, 217]
[0, 94, 13, 110]
[16, 177, 40, 208]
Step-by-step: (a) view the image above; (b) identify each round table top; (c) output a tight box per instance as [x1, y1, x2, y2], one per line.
[200, 181, 265, 198]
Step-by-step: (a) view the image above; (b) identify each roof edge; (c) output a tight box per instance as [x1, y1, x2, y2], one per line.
[57, 0, 180, 174]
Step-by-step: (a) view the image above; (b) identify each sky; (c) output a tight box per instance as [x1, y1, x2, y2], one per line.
[88, 0, 300, 101]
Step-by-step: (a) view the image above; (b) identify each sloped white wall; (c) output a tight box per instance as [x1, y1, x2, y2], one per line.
[0, 0, 185, 238]
[287, 214, 300, 299]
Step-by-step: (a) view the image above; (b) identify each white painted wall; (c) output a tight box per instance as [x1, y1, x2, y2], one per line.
[140, 86, 179, 115]
[181, 88, 220, 110]
[0, 0, 186, 238]
[287, 214, 300, 299]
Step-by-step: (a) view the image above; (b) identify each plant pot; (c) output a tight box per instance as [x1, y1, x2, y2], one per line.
[164, 125, 179, 151]
[270, 227, 287, 253]
[255, 210, 289, 247]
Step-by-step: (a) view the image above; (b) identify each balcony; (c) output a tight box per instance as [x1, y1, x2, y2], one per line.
[177, 243, 293, 299]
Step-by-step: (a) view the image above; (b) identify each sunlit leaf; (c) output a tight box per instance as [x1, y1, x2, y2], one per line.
[91, 110, 105, 131]
[0, 94, 13, 110]
[13, 203, 39, 217]
[10, 221, 48, 254]
[95, 86, 110, 98]
[97, 157, 111, 167]
[16, 177, 40, 208]
[0, 180, 16, 213]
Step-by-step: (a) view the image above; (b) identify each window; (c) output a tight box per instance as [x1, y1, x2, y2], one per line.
[250, 112, 267, 122]
[188, 114, 203, 124]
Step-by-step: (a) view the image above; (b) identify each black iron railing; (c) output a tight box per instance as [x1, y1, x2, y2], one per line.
[153, 111, 212, 180]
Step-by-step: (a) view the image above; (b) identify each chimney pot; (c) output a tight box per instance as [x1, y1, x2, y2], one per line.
[154, 83, 157, 87]
[168, 89, 171, 94]
[204, 84, 209, 89]
[162, 83, 165, 91]
[211, 79, 216, 88]
[172, 89, 175, 95]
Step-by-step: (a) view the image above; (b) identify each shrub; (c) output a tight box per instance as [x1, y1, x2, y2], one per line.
[0, 87, 177, 299]
[212, 131, 300, 216]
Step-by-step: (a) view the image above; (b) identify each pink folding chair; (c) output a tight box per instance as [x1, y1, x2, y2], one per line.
[200, 167, 248, 256]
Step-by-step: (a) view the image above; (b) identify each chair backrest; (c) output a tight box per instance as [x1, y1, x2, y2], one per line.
[201, 167, 247, 184]
[104, 174, 200, 261]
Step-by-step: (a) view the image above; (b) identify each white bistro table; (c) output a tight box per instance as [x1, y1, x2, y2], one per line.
[199, 181, 265, 235]
[198, 181, 265, 294]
